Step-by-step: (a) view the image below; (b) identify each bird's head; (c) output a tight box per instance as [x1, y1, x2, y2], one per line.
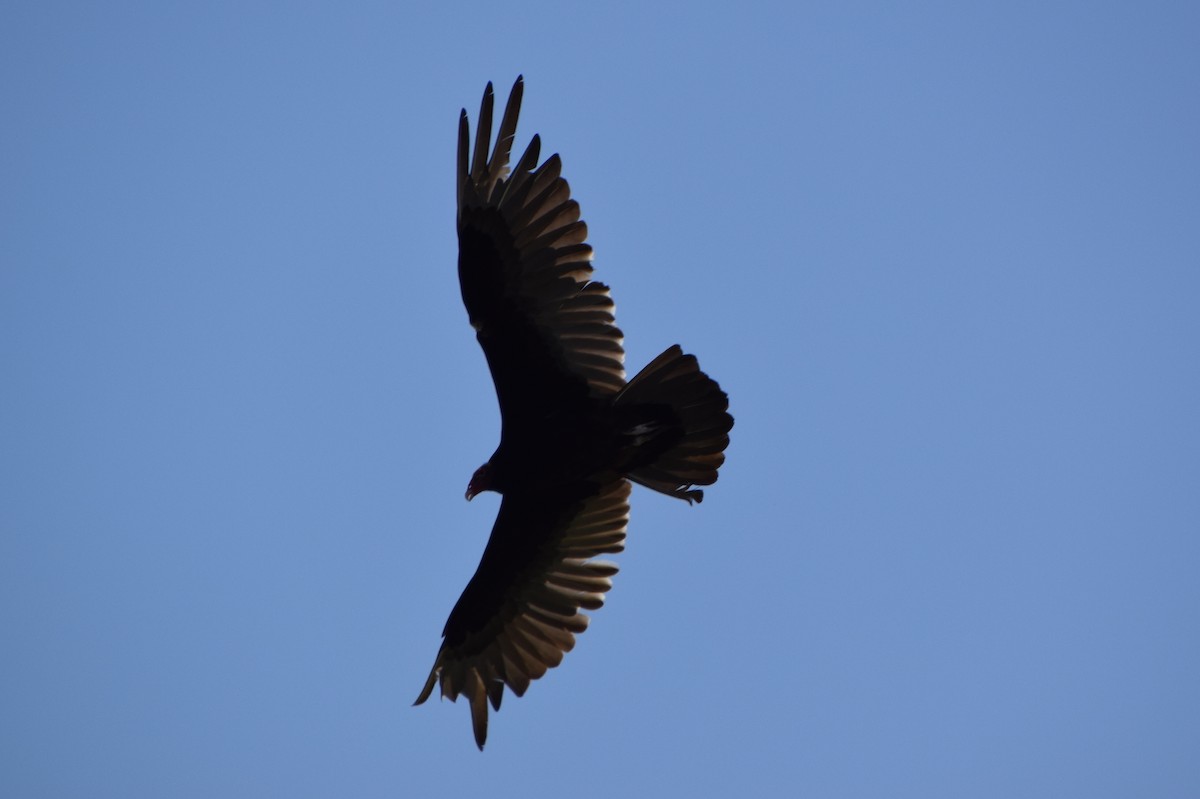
[466, 462, 493, 501]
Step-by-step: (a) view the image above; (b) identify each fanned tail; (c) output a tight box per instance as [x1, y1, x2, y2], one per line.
[615, 345, 733, 503]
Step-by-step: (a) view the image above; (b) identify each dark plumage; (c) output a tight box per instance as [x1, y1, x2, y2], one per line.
[415, 77, 733, 749]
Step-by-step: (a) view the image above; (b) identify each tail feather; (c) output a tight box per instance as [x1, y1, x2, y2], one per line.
[615, 345, 733, 503]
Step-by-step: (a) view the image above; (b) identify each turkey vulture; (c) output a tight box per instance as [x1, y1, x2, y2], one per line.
[415, 77, 733, 749]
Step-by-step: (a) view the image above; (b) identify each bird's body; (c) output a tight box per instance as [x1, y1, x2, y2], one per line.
[416, 77, 733, 749]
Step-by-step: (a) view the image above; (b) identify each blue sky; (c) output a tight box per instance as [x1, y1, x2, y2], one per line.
[2, 2, 1198, 796]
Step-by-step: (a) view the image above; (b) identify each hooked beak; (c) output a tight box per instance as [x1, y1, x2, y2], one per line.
[466, 463, 489, 501]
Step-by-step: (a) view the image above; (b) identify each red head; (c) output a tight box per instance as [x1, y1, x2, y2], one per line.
[466, 462, 493, 501]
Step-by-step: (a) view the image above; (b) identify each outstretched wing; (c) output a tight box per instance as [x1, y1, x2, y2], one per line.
[415, 480, 631, 750]
[457, 78, 626, 426]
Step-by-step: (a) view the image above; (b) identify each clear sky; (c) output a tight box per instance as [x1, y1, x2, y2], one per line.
[2, 2, 1198, 796]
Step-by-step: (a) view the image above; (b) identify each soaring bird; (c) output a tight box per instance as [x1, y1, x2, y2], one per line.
[415, 77, 733, 749]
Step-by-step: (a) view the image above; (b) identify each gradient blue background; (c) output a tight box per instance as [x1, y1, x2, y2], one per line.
[3, 2, 1198, 796]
